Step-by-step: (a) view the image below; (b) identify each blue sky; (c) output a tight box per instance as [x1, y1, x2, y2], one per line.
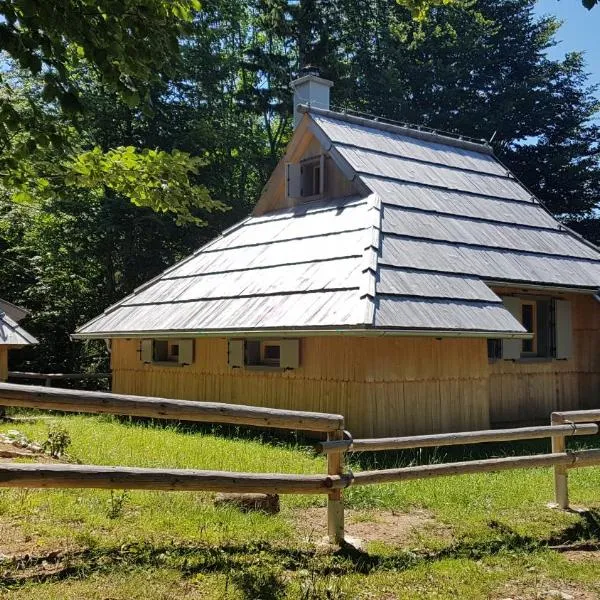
[534, 0, 599, 92]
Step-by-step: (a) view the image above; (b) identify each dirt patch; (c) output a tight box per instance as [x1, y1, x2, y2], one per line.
[494, 580, 597, 600]
[290, 507, 450, 547]
[561, 549, 600, 563]
[0, 521, 82, 562]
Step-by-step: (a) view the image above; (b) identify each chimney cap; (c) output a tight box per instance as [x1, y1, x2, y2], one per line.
[290, 66, 333, 90]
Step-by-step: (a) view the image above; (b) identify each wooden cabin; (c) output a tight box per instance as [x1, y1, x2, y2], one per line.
[74, 73, 600, 437]
[0, 299, 38, 382]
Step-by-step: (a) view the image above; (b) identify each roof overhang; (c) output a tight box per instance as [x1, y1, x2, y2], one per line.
[72, 327, 531, 341]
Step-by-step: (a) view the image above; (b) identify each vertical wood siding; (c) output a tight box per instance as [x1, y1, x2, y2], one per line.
[111, 336, 490, 437]
[488, 292, 600, 424]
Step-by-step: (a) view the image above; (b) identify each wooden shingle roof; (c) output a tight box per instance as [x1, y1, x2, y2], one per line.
[74, 107, 600, 339]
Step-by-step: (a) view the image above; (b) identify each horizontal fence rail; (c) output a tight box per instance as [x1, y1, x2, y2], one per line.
[8, 371, 112, 388]
[350, 449, 600, 487]
[317, 423, 599, 454]
[0, 382, 344, 433]
[8, 372, 112, 380]
[0, 464, 346, 495]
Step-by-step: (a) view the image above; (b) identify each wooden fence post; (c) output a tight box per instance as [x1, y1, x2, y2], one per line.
[327, 429, 345, 544]
[551, 413, 569, 509]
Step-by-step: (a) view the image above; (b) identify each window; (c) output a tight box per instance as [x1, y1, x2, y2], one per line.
[302, 159, 322, 197]
[488, 297, 572, 361]
[228, 339, 300, 370]
[286, 155, 325, 199]
[487, 339, 502, 360]
[140, 339, 194, 365]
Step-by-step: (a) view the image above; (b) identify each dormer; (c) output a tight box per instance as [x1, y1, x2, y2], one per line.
[254, 70, 364, 216]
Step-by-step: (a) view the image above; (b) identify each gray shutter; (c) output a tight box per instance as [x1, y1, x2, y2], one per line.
[286, 163, 301, 199]
[280, 339, 300, 369]
[554, 299, 572, 359]
[501, 296, 521, 360]
[141, 339, 153, 363]
[178, 339, 194, 365]
[228, 339, 244, 368]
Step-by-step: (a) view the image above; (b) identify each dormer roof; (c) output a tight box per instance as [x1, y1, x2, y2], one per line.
[73, 107, 600, 339]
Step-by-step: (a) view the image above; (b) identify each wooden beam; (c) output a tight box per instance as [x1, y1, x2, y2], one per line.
[0, 382, 345, 432]
[552, 410, 600, 424]
[350, 452, 578, 486]
[551, 413, 569, 509]
[0, 463, 345, 494]
[8, 372, 112, 380]
[327, 429, 345, 544]
[317, 423, 599, 454]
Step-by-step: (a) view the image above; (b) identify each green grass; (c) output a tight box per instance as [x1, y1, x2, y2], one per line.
[2, 412, 600, 598]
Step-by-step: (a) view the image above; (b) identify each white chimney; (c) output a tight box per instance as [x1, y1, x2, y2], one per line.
[290, 67, 333, 129]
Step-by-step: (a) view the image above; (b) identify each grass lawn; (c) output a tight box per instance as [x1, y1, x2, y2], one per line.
[1, 412, 600, 599]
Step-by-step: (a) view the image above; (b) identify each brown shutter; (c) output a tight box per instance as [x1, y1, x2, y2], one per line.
[228, 339, 244, 368]
[178, 339, 194, 365]
[280, 339, 300, 369]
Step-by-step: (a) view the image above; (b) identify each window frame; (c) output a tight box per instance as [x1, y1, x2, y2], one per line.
[520, 300, 538, 356]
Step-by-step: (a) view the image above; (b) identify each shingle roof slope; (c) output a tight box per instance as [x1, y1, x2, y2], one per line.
[74, 107, 600, 339]
[0, 309, 38, 346]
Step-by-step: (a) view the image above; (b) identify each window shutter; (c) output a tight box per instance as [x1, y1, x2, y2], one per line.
[141, 339, 153, 363]
[245, 340, 260, 365]
[286, 163, 301, 199]
[554, 299, 572, 359]
[228, 339, 244, 368]
[178, 339, 194, 365]
[501, 296, 521, 360]
[280, 339, 300, 369]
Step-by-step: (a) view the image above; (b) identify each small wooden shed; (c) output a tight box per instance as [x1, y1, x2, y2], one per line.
[0, 299, 38, 382]
[74, 75, 600, 437]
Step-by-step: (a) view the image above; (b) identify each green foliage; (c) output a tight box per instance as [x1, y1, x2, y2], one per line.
[43, 422, 71, 458]
[0, 0, 199, 121]
[230, 557, 287, 600]
[68, 146, 225, 224]
[396, 0, 462, 21]
[107, 490, 130, 519]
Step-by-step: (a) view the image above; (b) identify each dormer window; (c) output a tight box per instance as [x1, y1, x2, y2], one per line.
[286, 155, 325, 200]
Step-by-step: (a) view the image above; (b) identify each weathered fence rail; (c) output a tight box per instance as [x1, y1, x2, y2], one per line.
[316, 423, 598, 454]
[8, 371, 111, 388]
[0, 463, 346, 494]
[0, 381, 599, 545]
[0, 382, 344, 432]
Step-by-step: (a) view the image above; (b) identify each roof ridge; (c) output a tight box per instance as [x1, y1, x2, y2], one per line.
[359, 193, 382, 326]
[299, 105, 494, 156]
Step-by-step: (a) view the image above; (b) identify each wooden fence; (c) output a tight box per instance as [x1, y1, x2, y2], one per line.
[8, 371, 111, 388]
[0, 381, 599, 545]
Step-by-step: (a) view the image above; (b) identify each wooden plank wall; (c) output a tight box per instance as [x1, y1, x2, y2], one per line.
[0, 348, 7, 381]
[489, 292, 600, 425]
[111, 336, 490, 437]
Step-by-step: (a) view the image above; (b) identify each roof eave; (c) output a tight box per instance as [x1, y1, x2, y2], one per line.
[72, 326, 530, 341]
